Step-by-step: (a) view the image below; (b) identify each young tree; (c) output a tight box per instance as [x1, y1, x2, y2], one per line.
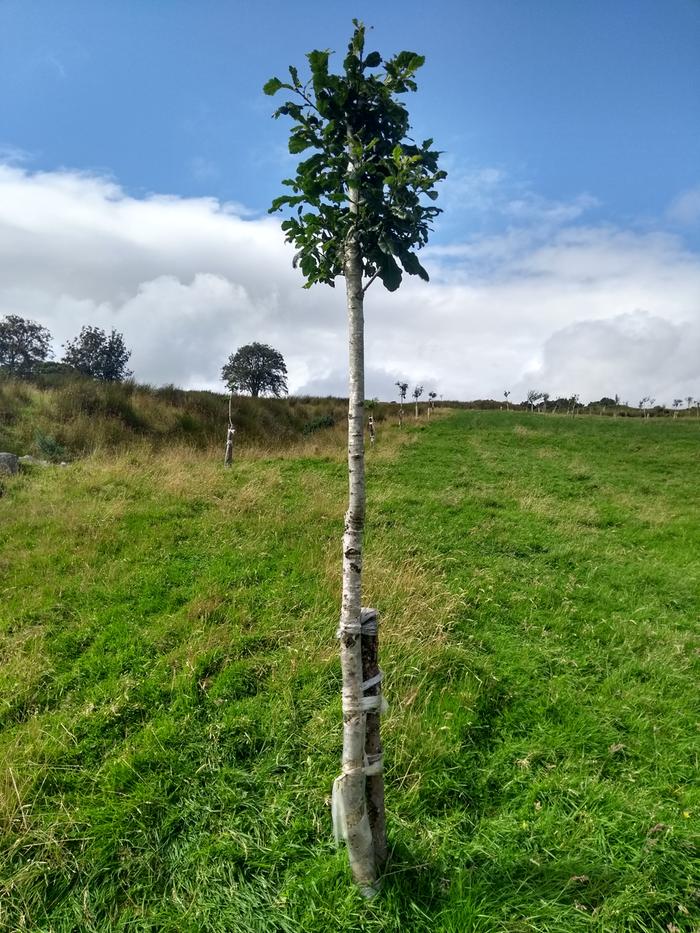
[428, 390, 437, 416]
[395, 381, 408, 427]
[673, 398, 683, 418]
[265, 21, 444, 892]
[686, 396, 694, 410]
[0, 314, 52, 378]
[221, 342, 288, 397]
[412, 384, 424, 418]
[526, 389, 542, 413]
[62, 326, 132, 382]
[504, 389, 510, 410]
[639, 396, 655, 419]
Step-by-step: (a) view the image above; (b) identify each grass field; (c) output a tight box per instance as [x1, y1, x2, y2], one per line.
[0, 410, 698, 932]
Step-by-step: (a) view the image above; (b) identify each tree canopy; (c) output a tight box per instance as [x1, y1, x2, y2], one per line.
[221, 342, 288, 398]
[62, 326, 132, 382]
[0, 314, 53, 378]
[265, 19, 446, 293]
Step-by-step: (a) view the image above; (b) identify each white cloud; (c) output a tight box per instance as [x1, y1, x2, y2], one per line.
[667, 185, 700, 227]
[439, 159, 599, 231]
[0, 163, 699, 404]
[0, 144, 33, 166]
[518, 310, 700, 404]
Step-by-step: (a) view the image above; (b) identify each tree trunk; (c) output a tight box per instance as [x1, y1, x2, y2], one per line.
[333, 152, 377, 894]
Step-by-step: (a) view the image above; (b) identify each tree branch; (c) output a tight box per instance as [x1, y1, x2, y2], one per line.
[362, 270, 379, 294]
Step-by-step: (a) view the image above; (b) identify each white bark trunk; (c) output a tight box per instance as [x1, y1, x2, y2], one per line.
[334, 146, 377, 894]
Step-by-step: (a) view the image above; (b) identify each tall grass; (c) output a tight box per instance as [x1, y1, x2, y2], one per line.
[0, 377, 396, 459]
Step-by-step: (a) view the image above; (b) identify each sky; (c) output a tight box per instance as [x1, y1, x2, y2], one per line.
[0, 0, 699, 403]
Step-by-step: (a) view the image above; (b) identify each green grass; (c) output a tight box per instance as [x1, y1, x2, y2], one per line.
[0, 411, 698, 932]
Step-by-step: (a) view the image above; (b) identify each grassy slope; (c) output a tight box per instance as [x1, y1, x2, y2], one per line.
[0, 411, 698, 932]
[0, 378, 381, 457]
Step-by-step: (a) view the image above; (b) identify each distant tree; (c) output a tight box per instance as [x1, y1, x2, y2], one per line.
[395, 381, 408, 427]
[526, 389, 542, 413]
[413, 384, 424, 418]
[504, 389, 510, 410]
[221, 342, 288, 397]
[428, 390, 437, 417]
[541, 392, 550, 413]
[568, 393, 580, 416]
[673, 398, 683, 419]
[63, 326, 132, 382]
[638, 396, 655, 419]
[0, 314, 52, 378]
[686, 396, 694, 410]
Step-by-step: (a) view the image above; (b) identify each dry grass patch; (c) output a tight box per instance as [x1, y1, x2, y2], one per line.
[513, 423, 539, 437]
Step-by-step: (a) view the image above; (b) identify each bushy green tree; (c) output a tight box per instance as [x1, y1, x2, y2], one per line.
[62, 326, 132, 382]
[221, 342, 288, 397]
[0, 314, 52, 378]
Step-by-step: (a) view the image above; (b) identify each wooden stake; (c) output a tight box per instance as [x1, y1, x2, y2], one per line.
[361, 607, 387, 868]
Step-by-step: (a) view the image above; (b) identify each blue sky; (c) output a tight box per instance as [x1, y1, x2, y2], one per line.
[3, 0, 699, 227]
[0, 0, 699, 401]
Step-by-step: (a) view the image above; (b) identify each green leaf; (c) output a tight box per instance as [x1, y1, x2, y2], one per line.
[289, 133, 313, 154]
[364, 51, 381, 68]
[379, 254, 402, 292]
[307, 50, 330, 79]
[263, 77, 284, 96]
[395, 51, 425, 72]
[399, 250, 430, 281]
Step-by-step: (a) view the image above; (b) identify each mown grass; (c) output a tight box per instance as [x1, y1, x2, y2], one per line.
[0, 411, 698, 932]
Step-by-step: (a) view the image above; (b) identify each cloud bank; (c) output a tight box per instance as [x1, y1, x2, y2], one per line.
[0, 163, 698, 404]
